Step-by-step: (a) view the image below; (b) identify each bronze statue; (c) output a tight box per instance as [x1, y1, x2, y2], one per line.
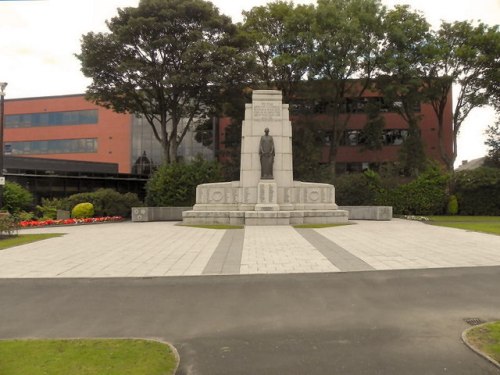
[259, 127, 275, 179]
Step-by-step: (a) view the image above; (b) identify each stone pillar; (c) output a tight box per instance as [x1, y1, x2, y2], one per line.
[239, 90, 293, 210]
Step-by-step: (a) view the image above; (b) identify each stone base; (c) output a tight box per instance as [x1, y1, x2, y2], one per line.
[182, 210, 349, 226]
[339, 206, 392, 221]
[132, 207, 192, 222]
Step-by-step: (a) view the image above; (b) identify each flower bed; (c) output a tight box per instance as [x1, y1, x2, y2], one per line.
[19, 216, 124, 228]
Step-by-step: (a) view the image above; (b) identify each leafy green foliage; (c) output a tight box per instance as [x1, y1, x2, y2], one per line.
[146, 159, 224, 207]
[453, 167, 500, 215]
[241, 0, 315, 100]
[424, 21, 500, 170]
[334, 170, 381, 206]
[447, 195, 459, 215]
[64, 189, 142, 218]
[378, 167, 449, 215]
[310, 0, 385, 174]
[361, 102, 385, 152]
[484, 118, 500, 168]
[377, 5, 431, 176]
[0, 214, 18, 238]
[292, 122, 332, 182]
[71, 203, 95, 219]
[2, 182, 34, 214]
[35, 198, 66, 220]
[78, 0, 249, 164]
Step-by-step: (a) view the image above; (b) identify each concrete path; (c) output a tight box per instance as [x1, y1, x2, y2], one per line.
[1, 219, 499, 278]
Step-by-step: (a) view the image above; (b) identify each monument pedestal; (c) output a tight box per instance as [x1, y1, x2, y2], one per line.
[255, 180, 279, 211]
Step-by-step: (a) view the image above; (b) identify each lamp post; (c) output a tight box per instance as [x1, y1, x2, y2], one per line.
[0, 82, 7, 210]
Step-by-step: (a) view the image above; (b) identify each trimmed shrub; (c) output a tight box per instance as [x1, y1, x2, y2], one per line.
[2, 182, 34, 213]
[447, 195, 459, 215]
[146, 158, 224, 207]
[71, 202, 95, 219]
[453, 167, 500, 215]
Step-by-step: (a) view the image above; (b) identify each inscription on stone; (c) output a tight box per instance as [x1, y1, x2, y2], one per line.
[253, 102, 282, 121]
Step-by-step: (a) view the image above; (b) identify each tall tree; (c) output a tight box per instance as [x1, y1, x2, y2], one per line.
[77, 0, 247, 164]
[484, 116, 500, 168]
[378, 5, 431, 176]
[241, 1, 315, 101]
[423, 21, 500, 170]
[309, 0, 385, 174]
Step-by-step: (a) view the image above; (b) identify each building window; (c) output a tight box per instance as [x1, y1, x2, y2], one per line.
[5, 138, 98, 155]
[339, 129, 408, 146]
[5, 110, 98, 128]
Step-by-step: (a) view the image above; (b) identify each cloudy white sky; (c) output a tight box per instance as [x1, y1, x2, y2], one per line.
[0, 0, 498, 166]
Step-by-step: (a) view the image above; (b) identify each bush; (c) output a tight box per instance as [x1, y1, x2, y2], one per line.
[2, 182, 34, 213]
[71, 202, 95, 219]
[453, 167, 500, 215]
[146, 158, 224, 207]
[447, 195, 459, 215]
[0, 213, 18, 238]
[64, 189, 142, 218]
[36, 197, 67, 220]
[378, 167, 449, 215]
[334, 170, 381, 206]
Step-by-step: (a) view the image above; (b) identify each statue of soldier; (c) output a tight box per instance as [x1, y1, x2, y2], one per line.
[259, 127, 275, 179]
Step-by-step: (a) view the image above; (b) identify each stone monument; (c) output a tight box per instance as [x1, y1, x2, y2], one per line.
[182, 90, 348, 225]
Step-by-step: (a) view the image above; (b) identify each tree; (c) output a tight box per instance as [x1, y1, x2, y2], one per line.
[309, 0, 385, 175]
[484, 116, 500, 168]
[378, 5, 431, 176]
[241, 1, 315, 101]
[77, 0, 247, 164]
[361, 101, 385, 152]
[423, 21, 500, 170]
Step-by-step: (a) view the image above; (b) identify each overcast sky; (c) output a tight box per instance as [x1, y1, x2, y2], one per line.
[0, 0, 498, 166]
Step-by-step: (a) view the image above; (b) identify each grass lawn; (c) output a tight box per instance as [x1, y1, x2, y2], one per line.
[178, 224, 244, 229]
[465, 321, 500, 363]
[0, 339, 178, 375]
[427, 216, 500, 235]
[293, 223, 351, 229]
[0, 233, 64, 250]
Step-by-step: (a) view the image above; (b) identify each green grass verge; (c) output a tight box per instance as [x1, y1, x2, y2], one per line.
[427, 216, 500, 235]
[0, 233, 64, 250]
[0, 339, 178, 375]
[293, 223, 351, 229]
[428, 216, 500, 222]
[178, 224, 244, 229]
[465, 321, 500, 363]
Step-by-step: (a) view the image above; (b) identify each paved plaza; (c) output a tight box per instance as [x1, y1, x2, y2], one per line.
[1, 219, 499, 278]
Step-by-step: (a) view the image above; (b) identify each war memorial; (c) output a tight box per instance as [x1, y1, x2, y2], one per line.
[182, 90, 349, 225]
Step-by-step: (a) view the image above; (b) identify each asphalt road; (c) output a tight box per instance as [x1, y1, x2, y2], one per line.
[1, 267, 500, 374]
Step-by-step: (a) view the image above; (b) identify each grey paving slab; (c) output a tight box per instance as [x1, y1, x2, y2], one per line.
[203, 229, 244, 275]
[295, 227, 374, 271]
[240, 226, 339, 274]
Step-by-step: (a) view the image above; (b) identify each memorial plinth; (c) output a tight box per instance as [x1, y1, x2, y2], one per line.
[182, 90, 348, 225]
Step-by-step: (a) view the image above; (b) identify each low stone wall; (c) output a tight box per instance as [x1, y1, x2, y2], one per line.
[132, 206, 392, 222]
[131, 207, 191, 222]
[339, 206, 392, 221]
